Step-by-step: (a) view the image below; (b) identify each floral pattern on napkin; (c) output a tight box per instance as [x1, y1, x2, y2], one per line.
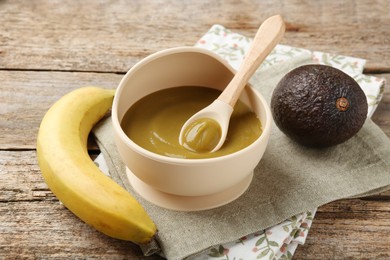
[202, 210, 316, 260]
[195, 25, 385, 118]
[94, 24, 385, 260]
[191, 24, 385, 260]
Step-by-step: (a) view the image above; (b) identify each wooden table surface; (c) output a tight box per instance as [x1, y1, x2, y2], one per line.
[1, 1, 389, 259]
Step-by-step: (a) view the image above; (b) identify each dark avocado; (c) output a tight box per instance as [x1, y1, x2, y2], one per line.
[271, 64, 368, 147]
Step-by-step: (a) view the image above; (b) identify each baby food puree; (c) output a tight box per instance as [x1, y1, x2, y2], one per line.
[181, 117, 222, 153]
[121, 86, 262, 159]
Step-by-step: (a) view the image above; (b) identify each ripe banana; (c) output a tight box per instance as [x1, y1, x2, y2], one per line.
[37, 86, 156, 244]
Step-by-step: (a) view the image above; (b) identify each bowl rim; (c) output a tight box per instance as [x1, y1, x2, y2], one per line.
[112, 46, 272, 164]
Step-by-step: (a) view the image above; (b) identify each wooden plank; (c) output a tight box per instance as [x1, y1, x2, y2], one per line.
[318, 197, 390, 213]
[295, 202, 390, 259]
[0, 0, 389, 73]
[0, 70, 122, 149]
[1, 201, 156, 259]
[1, 150, 390, 258]
[0, 150, 162, 259]
[1, 1, 390, 258]
[1, 71, 389, 150]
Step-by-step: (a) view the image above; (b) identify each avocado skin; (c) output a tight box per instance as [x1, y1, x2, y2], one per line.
[271, 64, 368, 148]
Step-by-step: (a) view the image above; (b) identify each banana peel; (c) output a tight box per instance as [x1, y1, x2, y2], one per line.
[37, 86, 157, 244]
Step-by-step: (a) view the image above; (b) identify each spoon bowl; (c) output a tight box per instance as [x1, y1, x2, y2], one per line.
[179, 14, 285, 153]
[179, 99, 233, 152]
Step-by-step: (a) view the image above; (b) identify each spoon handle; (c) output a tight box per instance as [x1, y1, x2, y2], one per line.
[218, 14, 285, 107]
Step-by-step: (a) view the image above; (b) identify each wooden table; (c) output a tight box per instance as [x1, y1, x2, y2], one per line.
[1, 1, 389, 259]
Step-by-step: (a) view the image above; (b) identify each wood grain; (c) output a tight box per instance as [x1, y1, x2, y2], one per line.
[295, 198, 390, 259]
[0, 70, 122, 149]
[0, 150, 160, 259]
[0, 71, 388, 151]
[0, 0, 389, 73]
[1, 150, 390, 259]
[1, 0, 390, 259]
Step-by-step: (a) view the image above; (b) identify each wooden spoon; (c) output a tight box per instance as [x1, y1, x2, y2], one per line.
[179, 14, 285, 153]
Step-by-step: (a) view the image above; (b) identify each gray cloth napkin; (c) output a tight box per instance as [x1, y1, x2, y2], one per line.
[93, 54, 390, 260]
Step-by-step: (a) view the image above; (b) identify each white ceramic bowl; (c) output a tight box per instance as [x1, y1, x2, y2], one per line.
[112, 47, 272, 197]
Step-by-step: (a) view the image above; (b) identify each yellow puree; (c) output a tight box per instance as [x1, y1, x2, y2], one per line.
[121, 86, 262, 159]
[181, 118, 222, 153]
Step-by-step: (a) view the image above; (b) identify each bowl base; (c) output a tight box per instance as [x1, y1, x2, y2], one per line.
[126, 167, 253, 211]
